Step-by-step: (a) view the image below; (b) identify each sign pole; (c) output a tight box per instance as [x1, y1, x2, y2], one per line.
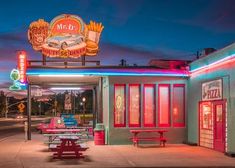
[27, 84, 32, 140]
[42, 54, 46, 65]
[81, 55, 85, 66]
[5, 97, 8, 118]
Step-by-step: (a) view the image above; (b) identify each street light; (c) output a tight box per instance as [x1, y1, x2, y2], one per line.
[82, 97, 86, 102]
[82, 97, 86, 124]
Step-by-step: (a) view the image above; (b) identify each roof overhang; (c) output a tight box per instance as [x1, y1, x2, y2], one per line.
[26, 67, 189, 87]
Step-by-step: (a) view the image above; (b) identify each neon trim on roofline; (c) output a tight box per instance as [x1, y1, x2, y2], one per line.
[190, 54, 235, 74]
[26, 68, 189, 77]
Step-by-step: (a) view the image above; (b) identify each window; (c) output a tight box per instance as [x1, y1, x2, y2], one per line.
[200, 102, 212, 130]
[143, 84, 155, 127]
[173, 84, 185, 127]
[114, 84, 126, 127]
[158, 84, 170, 127]
[129, 84, 140, 127]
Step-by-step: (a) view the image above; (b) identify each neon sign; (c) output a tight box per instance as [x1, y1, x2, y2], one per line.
[17, 51, 27, 84]
[28, 14, 104, 58]
[9, 51, 27, 91]
[9, 69, 21, 90]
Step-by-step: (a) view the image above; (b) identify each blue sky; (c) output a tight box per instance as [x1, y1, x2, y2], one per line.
[1, 0, 235, 86]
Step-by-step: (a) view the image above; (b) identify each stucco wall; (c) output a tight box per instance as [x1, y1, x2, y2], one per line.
[189, 45, 235, 153]
[105, 76, 188, 145]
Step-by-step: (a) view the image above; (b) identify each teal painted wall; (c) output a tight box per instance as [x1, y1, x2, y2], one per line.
[189, 43, 235, 153]
[191, 43, 235, 71]
[105, 76, 188, 145]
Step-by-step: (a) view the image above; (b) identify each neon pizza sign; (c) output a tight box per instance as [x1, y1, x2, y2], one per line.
[28, 14, 104, 58]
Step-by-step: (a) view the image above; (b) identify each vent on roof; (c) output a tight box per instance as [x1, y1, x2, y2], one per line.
[199, 48, 216, 58]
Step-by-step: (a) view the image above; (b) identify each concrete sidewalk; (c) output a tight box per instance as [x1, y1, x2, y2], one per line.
[0, 133, 235, 168]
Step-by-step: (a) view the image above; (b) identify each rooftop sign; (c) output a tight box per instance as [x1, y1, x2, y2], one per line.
[28, 14, 104, 58]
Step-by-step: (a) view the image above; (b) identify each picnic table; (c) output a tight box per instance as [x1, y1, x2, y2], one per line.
[52, 135, 88, 159]
[43, 128, 91, 147]
[130, 129, 168, 147]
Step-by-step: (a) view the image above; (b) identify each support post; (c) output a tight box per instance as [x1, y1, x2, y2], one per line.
[92, 87, 97, 128]
[73, 91, 76, 114]
[54, 94, 57, 116]
[81, 56, 85, 66]
[42, 54, 46, 65]
[83, 103, 85, 124]
[97, 77, 103, 123]
[39, 101, 42, 116]
[27, 84, 32, 140]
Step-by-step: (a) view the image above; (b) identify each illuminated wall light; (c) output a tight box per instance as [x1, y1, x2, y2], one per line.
[50, 87, 82, 90]
[190, 54, 235, 77]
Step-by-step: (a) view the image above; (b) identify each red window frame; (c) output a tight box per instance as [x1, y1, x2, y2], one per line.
[173, 84, 185, 127]
[143, 84, 156, 127]
[114, 84, 126, 127]
[128, 84, 141, 127]
[158, 84, 170, 127]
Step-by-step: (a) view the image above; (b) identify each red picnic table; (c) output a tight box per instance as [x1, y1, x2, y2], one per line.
[130, 129, 168, 147]
[53, 135, 88, 159]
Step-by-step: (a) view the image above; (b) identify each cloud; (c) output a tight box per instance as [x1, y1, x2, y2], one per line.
[0, 48, 19, 61]
[0, 32, 26, 43]
[0, 82, 11, 88]
[0, 32, 28, 46]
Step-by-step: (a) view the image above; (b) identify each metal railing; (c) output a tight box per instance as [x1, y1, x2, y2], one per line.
[28, 60, 101, 68]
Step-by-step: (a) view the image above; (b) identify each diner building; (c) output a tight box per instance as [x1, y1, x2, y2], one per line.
[19, 14, 235, 156]
[25, 42, 235, 157]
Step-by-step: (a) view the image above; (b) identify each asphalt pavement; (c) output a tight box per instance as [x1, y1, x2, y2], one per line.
[0, 116, 48, 140]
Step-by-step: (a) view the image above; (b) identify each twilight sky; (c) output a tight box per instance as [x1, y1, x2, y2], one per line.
[1, 0, 235, 87]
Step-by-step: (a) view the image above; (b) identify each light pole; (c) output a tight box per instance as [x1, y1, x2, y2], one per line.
[47, 90, 57, 116]
[5, 96, 8, 118]
[82, 97, 86, 124]
[54, 95, 57, 116]
[4, 91, 14, 118]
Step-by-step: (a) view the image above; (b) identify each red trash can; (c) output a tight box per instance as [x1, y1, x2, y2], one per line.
[94, 123, 105, 145]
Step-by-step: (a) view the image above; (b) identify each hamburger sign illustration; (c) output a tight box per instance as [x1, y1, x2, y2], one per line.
[28, 14, 104, 58]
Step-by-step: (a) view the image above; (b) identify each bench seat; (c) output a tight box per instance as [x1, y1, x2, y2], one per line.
[130, 137, 167, 147]
[49, 144, 88, 152]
